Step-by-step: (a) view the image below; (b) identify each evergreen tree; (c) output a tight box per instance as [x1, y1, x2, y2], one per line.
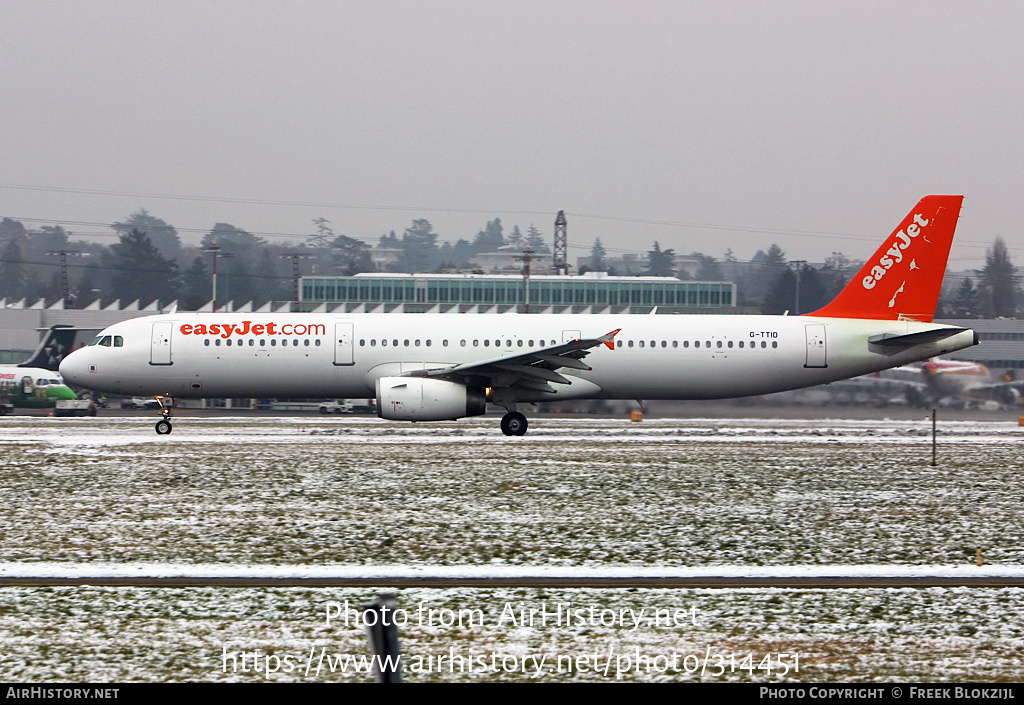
[472, 218, 504, 253]
[113, 209, 181, 262]
[525, 225, 550, 253]
[762, 264, 827, 314]
[978, 237, 1018, 318]
[74, 267, 98, 307]
[106, 229, 179, 304]
[590, 238, 607, 271]
[692, 253, 723, 281]
[949, 276, 980, 318]
[179, 257, 211, 310]
[747, 244, 787, 306]
[399, 219, 443, 273]
[0, 235, 27, 299]
[308, 217, 335, 249]
[644, 242, 676, 277]
[332, 234, 375, 276]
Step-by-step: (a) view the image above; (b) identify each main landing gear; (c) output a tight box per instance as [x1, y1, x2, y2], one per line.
[500, 411, 528, 436]
[154, 396, 174, 435]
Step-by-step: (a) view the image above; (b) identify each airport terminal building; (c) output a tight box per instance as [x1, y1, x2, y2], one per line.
[297, 272, 738, 313]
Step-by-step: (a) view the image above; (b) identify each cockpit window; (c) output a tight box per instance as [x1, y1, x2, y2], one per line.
[113, 336, 123, 347]
[88, 336, 102, 346]
[98, 336, 112, 347]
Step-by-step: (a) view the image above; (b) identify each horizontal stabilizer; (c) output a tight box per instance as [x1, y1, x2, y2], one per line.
[868, 327, 971, 347]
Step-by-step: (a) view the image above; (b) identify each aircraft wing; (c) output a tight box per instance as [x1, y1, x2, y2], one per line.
[415, 329, 620, 393]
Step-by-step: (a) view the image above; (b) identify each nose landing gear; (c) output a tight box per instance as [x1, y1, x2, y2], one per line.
[154, 396, 174, 435]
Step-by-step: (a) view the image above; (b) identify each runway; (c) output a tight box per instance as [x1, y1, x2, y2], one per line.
[4, 564, 1024, 588]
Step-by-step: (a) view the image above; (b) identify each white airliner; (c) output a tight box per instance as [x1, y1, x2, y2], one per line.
[872, 359, 1021, 407]
[60, 195, 978, 435]
[0, 326, 80, 411]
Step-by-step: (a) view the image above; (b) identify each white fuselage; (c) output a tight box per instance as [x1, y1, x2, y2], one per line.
[59, 312, 976, 402]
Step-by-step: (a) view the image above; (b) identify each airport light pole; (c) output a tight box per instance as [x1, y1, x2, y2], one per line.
[517, 247, 536, 313]
[204, 243, 233, 312]
[47, 250, 84, 307]
[789, 260, 806, 314]
[280, 253, 314, 304]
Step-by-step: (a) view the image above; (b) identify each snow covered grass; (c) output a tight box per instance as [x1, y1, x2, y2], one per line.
[2, 415, 1023, 681]
[3, 586, 1024, 682]
[1, 416, 1021, 566]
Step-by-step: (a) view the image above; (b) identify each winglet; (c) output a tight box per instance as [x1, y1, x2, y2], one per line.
[807, 195, 963, 322]
[600, 329, 621, 350]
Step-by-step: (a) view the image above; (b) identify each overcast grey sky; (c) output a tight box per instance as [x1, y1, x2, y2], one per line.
[2, 0, 1021, 269]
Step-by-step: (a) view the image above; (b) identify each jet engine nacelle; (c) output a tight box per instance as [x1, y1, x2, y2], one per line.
[376, 377, 487, 421]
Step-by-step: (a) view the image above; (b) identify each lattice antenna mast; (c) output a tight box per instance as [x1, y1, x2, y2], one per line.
[553, 210, 569, 275]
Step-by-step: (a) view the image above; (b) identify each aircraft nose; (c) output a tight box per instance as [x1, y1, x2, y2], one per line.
[59, 349, 89, 386]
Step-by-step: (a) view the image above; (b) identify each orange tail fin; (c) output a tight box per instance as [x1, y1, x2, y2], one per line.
[807, 195, 963, 322]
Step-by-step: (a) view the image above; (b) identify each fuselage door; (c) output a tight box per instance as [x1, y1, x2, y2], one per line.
[334, 322, 354, 366]
[804, 324, 827, 368]
[150, 321, 173, 366]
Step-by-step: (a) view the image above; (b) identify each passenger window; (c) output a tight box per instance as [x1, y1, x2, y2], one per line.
[360, 339, 365, 346]
[305, 339, 311, 347]
[683, 341, 689, 348]
[484, 340, 490, 347]
[639, 341, 645, 348]
[727, 341, 733, 348]
[716, 341, 722, 348]
[227, 339, 233, 346]
[772, 341, 778, 348]
[426, 340, 431, 347]
[204, 339, 210, 347]
[672, 341, 678, 348]
[270, 339, 276, 346]
[628, 340, 634, 348]
[216, 339, 222, 346]
[249, 339, 255, 347]
[315, 339, 321, 346]
[761, 341, 766, 348]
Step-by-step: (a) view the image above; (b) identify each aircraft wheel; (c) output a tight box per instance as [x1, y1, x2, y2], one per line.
[155, 419, 173, 435]
[500, 412, 528, 436]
